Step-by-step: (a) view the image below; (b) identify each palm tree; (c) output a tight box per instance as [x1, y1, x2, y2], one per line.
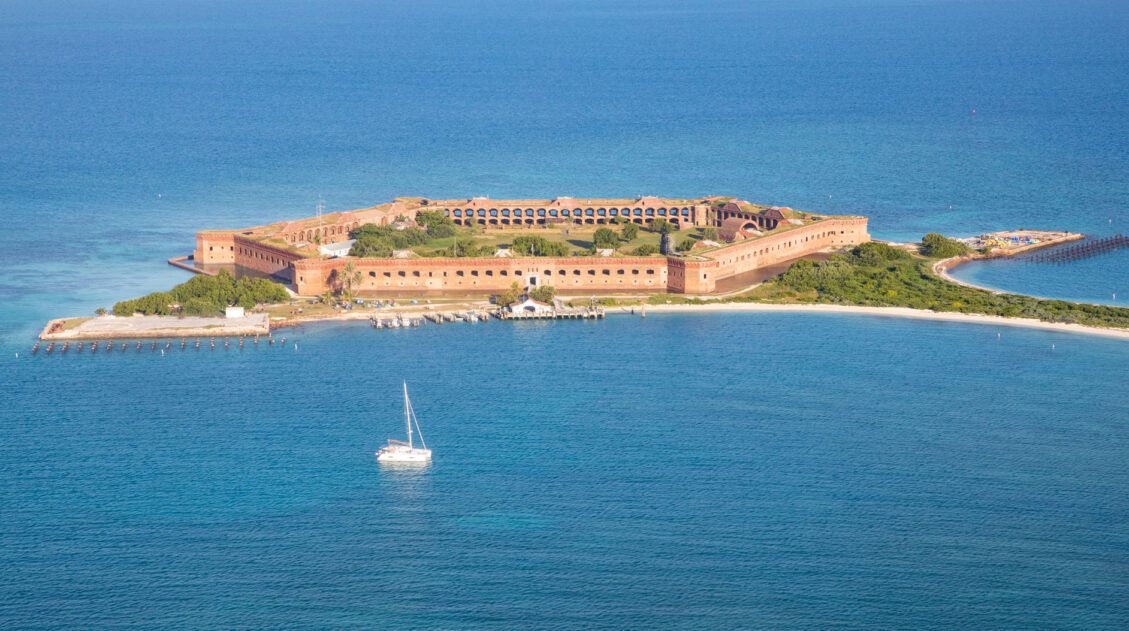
[340, 262, 361, 300]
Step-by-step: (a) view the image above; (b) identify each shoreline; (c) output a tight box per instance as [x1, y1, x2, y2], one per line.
[931, 231, 1086, 295]
[932, 255, 1002, 294]
[640, 302, 1129, 340]
[35, 300, 1129, 342]
[271, 301, 1129, 341]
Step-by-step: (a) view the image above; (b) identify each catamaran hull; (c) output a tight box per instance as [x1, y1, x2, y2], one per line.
[376, 449, 432, 463]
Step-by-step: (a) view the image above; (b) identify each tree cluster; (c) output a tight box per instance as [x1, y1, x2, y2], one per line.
[437, 238, 494, 258]
[351, 223, 429, 253]
[649, 218, 674, 235]
[349, 235, 395, 258]
[511, 235, 569, 257]
[920, 233, 971, 258]
[592, 227, 619, 248]
[112, 270, 289, 317]
[415, 210, 458, 238]
[497, 281, 523, 306]
[529, 285, 556, 303]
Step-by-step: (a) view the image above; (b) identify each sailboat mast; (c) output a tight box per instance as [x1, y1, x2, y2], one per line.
[404, 382, 413, 448]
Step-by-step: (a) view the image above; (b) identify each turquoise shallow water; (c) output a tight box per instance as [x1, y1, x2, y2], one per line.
[950, 250, 1128, 306]
[3, 315, 1129, 628]
[3, 0, 1129, 627]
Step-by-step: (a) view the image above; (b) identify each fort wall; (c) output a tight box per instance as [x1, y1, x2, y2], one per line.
[195, 199, 869, 297]
[293, 256, 672, 296]
[666, 258, 719, 294]
[230, 236, 304, 278]
[195, 233, 235, 265]
[704, 218, 869, 279]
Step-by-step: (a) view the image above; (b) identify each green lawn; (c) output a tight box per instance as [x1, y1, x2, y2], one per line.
[412, 224, 705, 257]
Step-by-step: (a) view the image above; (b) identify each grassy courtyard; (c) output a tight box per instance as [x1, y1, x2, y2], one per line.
[411, 223, 706, 257]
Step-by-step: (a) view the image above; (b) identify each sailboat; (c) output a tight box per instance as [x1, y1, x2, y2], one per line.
[376, 382, 432, 463]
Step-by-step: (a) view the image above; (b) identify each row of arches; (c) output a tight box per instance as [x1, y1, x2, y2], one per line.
[360, 267, 661, 280]
[286, 222, 360, 244]
[448, 207, 692, 219]
[452, 217, 681, 227]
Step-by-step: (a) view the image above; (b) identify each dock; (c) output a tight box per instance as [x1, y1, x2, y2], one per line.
[26, 333, 290, 357]
[30, 303, 609, 356]
[497, 307, 605, 320]
[167, 254, 215, 276]
[1023, 234, 1128, 264]
[960, 230, 1084, 257]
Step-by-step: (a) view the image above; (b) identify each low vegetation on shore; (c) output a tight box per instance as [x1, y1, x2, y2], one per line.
[651, 239, 1129, 329]
[111, 270, 289, 317]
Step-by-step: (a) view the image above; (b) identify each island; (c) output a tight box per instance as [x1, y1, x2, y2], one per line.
[35, 195, 1129, 343]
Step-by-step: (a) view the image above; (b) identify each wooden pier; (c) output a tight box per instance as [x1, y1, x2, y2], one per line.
[28, 334, 291, 357]
[1023, 234, 1128, 264]
[497, 307, 605, 321]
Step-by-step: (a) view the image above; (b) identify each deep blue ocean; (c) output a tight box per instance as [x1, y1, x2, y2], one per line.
[2, 0, 1129, 628]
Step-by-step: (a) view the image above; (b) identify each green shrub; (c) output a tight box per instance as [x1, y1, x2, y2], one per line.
[444, 238, 493, 257]
[634, 243, 658, 256]
[920, 233, 971, 258]
[111, 270, 289, 317]
[530, 285, 556, 302]
[593, 227, 619, 248]
[416, 210, 457, 238]
[497, 281, 522, 306]
[352, 223, 428, 249]
[349, 235, 395, 258]
[511, 235, 569, 257]
[850, 241, 911, 266]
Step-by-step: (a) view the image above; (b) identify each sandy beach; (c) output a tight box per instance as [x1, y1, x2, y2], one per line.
[262, 300, 1129, 341]
[640, 302, 1129, 340]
